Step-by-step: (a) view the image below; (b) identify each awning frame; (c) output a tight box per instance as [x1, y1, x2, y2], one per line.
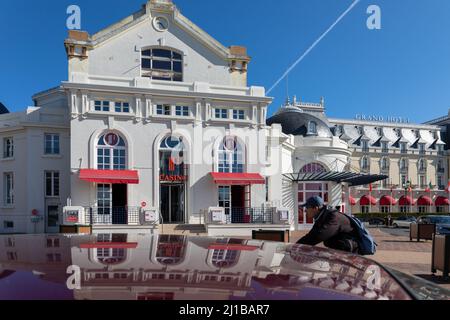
[283, 171, 388, 187]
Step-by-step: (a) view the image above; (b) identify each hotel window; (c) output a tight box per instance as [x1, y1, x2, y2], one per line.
[418, 206, 428, 214]
[94, 100, 110, 112]
[377, 127, 383, 136]
[418, 159, 427, 172]
[97, 133, 127, 170]
[45, 171, 60, 197]
[7, 252, 17, 261]
[218, 137, 244, 173]
[381, 206, 390, 214]
[361, 206, 369, 214]
[265, 177, 270, 202]
[307, 121, 317, 135]
[175, 106, 190, 117]
[419, 175, 426, 189]
[361, 140, 369, 153]
[3, 173, 13, 206]
[438, 176, 444, 190]
[44, 134, 60, 155]
[233, 110, 245, 120]
[400, 158, 408, 171]
[3, 221, 14, 230]
[3, 137, 13, 159]
[400, 174, 408, 188]
[400, 142, 408, 154]
[400, 206, 410, 213]
[418, 143, 426, 155]
[361, 156, 370, 170]
[141, 48, 183, 82]
[215, 108, 228, 119]
[381, 142, 388, 154]
[438, 145, 444, 155]
[115, 102, 130, 113]
[5, 237, 15, 247]
[156, 104, 172, 116]
[380, 157, 389, 171]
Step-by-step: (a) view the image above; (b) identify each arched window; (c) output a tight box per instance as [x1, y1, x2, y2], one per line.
[380, 157, 389, 171]
[141, 47, 183, 82]
[361, 156, 370, 170]
[418, 158, 427, 172]
[400, 158, 408, 171]
[210, 239, 243, 268]
[156, 235, 186, 265]
[160, 136, 186, 177]
[299, 163, 327, 173]
[218, 137, 244, 173]
[307, 121, 317, 135]
[97, 133, 127, 170]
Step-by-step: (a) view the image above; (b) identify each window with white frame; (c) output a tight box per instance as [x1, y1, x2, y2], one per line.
[400, 174, 408, 188]
[307, 121, 317, 135]
[438, 176, 444, 189]
[97, 133, 127, 170]
[44, 134, 60, 155]
[381, 206, 390, 213]
[114, 102, 130, 113]
[400, 158, 408, 171]
[156, 104, 171, 116]
[233, 110, 245, 120]
[418, 158, 427, 172]
[141, 48, 183, 82]
[419, 175, 426, 189]
[3, 173, 13, 206]
[380, 157, 389, 171]
[214, 108, 228, 119]
[418, 143, 426, 155]
[362, 140, 369, 152]
[94, 100, 110, 112]
[3, 137, 13, 159]
[175, 106, 190, 117]
[361, 206, 369, 214]
[381, 142, 388, 153]
[45, 171, 60, 197]
[218, 137, 244, 173]
[97, 184, 112, 215]
[361, 156, 370, 170]
[400, 142, 408, 154]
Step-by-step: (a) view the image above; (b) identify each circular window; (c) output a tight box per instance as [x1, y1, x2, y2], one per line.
[104, 133, 119, 146]
[153, 16, 169, 32]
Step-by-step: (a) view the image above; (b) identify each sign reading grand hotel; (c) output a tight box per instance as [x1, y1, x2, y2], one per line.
[355, 114, 410, 124]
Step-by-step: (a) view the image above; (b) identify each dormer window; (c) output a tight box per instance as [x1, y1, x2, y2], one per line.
[377, 127, 383, 136]
[418, 143, 426, 155]
[307, 121, 317, 135]
[141, 48, 183, 82]
[400, 142, 408, 154]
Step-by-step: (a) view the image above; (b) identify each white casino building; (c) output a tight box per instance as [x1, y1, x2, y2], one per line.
[0, 0, 446, 235]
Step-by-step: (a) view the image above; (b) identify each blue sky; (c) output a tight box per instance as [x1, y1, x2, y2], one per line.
[1, 0, 449, 123]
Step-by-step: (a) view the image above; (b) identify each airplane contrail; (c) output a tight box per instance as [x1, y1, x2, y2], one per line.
[267, 0, 361, 95]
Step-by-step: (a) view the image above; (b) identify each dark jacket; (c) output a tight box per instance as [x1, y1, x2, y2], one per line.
[297, 207, 359, 253]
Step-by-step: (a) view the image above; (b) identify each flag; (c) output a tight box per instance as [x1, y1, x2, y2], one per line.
[169, 157, 175, 172]
[425, 182, 432, 193]
[369, 184, 373, 192]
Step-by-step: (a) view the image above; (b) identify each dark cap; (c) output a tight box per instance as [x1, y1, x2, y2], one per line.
[301, 196, 325, 208]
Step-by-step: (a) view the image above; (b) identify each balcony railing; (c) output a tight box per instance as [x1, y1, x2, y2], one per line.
[223, 207, 275, 224]
[84, 207, 140, 225]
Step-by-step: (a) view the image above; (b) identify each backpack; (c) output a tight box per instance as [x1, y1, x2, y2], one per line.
[344, 214, 377, 256]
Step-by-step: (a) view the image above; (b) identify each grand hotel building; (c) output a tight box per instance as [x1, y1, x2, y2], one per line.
[0, 0, 448, 235]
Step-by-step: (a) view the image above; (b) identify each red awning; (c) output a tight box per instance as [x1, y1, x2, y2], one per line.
[208, 244, 259, 251]
[360, 195, 377, 206]
[349, 196, 357, 206]
[435, 196, 450, 206]
[417, 196, 433, 206]
[210, 172, 265, 185]
[79, 242, 138, 249]
[380, 195, 397, 206]
[79, 169, 139, 184]
[399, 196, 415, 206]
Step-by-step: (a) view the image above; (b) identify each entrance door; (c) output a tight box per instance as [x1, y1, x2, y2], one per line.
[46, 205, 60, 233]
[160, 184, 185, 224]
[231, 186, 246, 223]
[112, 184, 128, 225]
